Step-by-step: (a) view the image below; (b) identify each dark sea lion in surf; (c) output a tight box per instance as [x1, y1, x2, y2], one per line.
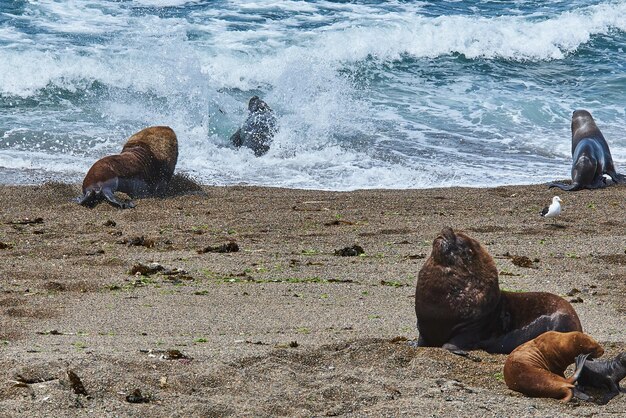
[503, 331, 604, 402]
[576, 352, 626, 403]
[549, 109, 626, 191]
[415, 227, 582, 355]
[77, 126, 178, 209]
[230, 96, 277, 157]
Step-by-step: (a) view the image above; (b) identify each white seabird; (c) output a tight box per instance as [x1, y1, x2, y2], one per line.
[540, 196, 562, 223]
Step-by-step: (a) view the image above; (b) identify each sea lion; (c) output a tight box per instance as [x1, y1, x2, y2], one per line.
[230, 96, 277, 157]
[503, 331, 604, 402]
[415, 227, 582, 355]
[77, 126, 178, 209]
[549, 110, 626, 191]
[576, 352, 626, 403]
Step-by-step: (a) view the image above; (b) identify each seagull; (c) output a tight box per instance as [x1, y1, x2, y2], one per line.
[540, 196, 562, 224]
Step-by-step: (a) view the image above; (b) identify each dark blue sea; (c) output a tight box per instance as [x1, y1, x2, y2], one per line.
[1, 0, 625, 189]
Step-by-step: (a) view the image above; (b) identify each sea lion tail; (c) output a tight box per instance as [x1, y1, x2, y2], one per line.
[569, 353, 591, 384]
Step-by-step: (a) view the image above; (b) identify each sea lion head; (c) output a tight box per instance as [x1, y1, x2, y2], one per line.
[430, 227, 496, 276]
[571, 109, 598, 138]
[248, 96, 271, 113]
[548, 331, 604, 359]
[572, 331, 604, 358]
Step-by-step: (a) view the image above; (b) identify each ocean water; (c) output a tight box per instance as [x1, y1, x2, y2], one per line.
[1, 0, 625, 190]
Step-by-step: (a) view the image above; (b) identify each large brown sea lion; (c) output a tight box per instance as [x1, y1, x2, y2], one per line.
[415, 227, 582, 355]
[549, 110, 625, 191]
[230, 96, 277, 157]
[77, 126, 178, 209]
[576, 352, 626, 403]
[504, 331, 604, 402]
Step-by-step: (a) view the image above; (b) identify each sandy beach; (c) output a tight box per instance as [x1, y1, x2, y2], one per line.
[0, 182, 624, 417]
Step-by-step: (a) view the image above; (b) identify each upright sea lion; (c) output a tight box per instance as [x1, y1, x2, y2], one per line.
[504, 331, 604, 402]
[549, 110, 626, 191]
[415, 227, 582, 355]
[576, 352, 626, 402]
[230, 96, 277, 157]
[77, 126, 178, 209]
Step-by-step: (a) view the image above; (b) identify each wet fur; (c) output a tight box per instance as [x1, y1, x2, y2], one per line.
[504, 331, 604, 402]
[415, 228, 582, 355]
[550, 110, 625, 191]
[576, 352, 626, 403]
[230, 96, 277, 157]
[78, 126, 178, 209]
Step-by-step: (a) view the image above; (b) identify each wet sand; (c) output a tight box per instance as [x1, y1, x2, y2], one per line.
[0, 182, 624, 417]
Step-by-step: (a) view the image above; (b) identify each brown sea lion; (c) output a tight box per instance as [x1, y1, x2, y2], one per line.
[415, 227, 582, 355]
[549, 109, 626, 191]
[576, 352, 626, 403]
[504, 331, 604, 402]
[77, 126, 178, 209]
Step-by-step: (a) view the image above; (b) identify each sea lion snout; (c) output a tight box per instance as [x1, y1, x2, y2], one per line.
[248, 96, 261, 111]
[573, 332, 603, 358]
[432, 228, 480, 266]
[439, 227, 456, 242]
[432, 227, 457, 264]
[592, 346, 605, 358]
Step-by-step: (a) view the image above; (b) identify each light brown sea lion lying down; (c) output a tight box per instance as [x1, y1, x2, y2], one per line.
[77, 126, 178, 209]
[504, 331, 604, 402]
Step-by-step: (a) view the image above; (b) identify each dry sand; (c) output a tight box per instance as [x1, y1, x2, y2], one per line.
[0, 182, 624, 417]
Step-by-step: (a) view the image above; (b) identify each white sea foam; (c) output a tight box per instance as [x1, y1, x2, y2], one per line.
[0, 1, 624, 188]
[3, 1, 623, 96]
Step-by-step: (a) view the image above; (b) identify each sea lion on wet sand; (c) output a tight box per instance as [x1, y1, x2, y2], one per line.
[230, 96, 277, 157]
[576, 352, 626, 403]
[549, 109, 626, 191]
[415, 227, 582, 355]
[77, 126, 178, 209]
[504, 331, 604, 402]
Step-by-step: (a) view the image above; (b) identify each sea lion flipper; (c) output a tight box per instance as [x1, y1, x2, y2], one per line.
[570, 353, 591, 383]
[442, 342, 468, 356]
[608, 171, 626, 184]
[548, 182, 580, 191]
[587, 176, 607, 189]
[76, 190, 99, 208]
[102, 188, 135, 209]
[572, 387, 591, 401]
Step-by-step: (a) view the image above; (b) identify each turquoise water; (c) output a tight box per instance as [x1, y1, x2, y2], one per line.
[1, 0, 625, 189]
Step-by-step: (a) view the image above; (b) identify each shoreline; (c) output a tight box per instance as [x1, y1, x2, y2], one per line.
[0, 178, 573, 193]
[0, 166, 571, 192]
[1, 182, 624, 416]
